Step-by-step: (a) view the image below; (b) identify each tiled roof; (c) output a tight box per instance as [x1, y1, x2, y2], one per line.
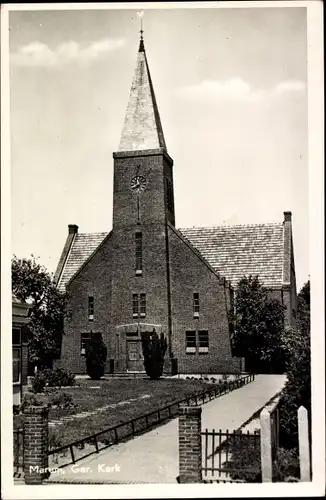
[57, 232, 109, 292]
[179, 223, 284, 288]
[56, 223, 285, 291]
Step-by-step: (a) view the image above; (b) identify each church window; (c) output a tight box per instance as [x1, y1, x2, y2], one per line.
[81, 332, 92, 356]
[88, 296, 94, 321]
[186, 331, 196, 354]
[165, 177, 174, 213]
[198, 330, 209, 353]
[135, 232, 143, 274]
[133, 294, 139, 318]
[193, 293, 200, 317]
[140, 293, 146, 317]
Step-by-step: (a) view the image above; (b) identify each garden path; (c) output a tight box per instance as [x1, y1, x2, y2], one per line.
[46, 374, 286, 484]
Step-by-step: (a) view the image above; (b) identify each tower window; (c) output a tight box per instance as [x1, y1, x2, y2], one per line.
[198, 330, 209, 353]
[193, 293, 200, 317]
[133, 294, 139, 318]
[165, 177, 174, 213]
[186, 331, 196, 354]
[140, 293, 146, 317]
[135, 232, 142, 275]
[88, 296, 94, 321]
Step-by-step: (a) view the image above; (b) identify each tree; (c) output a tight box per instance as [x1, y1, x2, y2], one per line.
[141, 329, 167, 380]
[11, 255, 67, 370]
[279, 280, 311, 449]
[85, 333, 108, 380]
[229, 275, 286, 373]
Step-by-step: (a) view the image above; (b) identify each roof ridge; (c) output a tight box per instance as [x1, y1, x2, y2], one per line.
[179, 222, 283, 230]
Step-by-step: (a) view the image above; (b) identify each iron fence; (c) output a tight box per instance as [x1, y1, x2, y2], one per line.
[48, 373, 255, 468]
[201, 428, 261, 482]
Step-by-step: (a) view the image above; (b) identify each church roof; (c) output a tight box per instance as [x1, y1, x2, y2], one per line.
[56, 222, 285, 292]
[57, 232, 109, 293]
[118, 37, 167, 152]
[179, 223, 284, 288]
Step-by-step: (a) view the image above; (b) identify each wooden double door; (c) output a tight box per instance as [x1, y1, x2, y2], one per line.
[126, 340, 144, 372]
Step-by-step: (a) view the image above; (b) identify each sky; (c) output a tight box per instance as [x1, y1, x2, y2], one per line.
[9, 5, 309, 290]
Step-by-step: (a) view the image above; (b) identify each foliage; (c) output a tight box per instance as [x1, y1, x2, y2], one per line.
[226, 432, 261, 482]
[11, 255, 68, 368]
[20, 392, 45, 410]
[47, 390, 74, 409]
[85, 334, 108, 380]
[228, 275, 286, 373]
[31, 368, 75, 392]
[141, 329, 167, 380]
[273, 447, 300, 481]
[279, 281, 311, 450]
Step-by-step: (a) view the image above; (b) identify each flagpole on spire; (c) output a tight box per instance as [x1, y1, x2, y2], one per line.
[137, 11, 144, 41]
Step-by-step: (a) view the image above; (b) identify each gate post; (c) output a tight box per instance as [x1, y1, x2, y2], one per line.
[260, 408, 272, 482]
[23, 405, 49, 484]
[178, 405, 202, 483]
[298, 406, 311, 481]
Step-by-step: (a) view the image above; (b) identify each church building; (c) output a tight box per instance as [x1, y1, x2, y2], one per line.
[54, 35, 297, 375]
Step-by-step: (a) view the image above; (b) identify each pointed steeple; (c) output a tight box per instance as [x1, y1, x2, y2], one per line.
[118, 35, 167, 152]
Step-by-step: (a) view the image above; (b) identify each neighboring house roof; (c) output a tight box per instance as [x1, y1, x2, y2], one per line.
[179, 223, 284, 288]
[57, 232, 109, 293]
[56, 222, 285, 292]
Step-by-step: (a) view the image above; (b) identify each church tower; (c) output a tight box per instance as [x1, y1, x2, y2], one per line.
[110, 34, 174, 372]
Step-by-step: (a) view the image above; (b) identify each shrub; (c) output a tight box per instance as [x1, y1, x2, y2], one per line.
[20, 392, 45, 410]
[273, 447, 300, 481]
[85, 334, 107, 380]
[31, 368, 75, 392]
[31, 370, 47, 393]
[225, 432, 261, 482]
[141, 330, 167, 380]
[48, 391, 74, 409]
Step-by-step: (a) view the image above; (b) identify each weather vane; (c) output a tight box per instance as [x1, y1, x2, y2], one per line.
[137, 11, 144, 40]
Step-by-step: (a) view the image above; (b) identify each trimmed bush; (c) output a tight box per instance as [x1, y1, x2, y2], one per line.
[31, 370, 47, 393]
[141, 329, 167, 380]
[85, 334, 108, 380]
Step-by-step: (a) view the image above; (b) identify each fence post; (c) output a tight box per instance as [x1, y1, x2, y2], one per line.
[178, 405, 202, 483]
[23, 405, 49, 484]
[260, 408, 272, 482]
[298, 406, 310, 481]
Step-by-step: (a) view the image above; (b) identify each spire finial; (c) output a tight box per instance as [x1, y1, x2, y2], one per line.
[137, 11, 144, 51]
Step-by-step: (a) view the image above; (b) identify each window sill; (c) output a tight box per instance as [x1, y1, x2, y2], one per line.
[135, 270, 143, 276]
[140, 313, 146, 318]
[13, 381, 21, 386]
[193, 312, 199, 318]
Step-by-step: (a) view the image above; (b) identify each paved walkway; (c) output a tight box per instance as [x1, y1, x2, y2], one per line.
[47, 375, 285, 484]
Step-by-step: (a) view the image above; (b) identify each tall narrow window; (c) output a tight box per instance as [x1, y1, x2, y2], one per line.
[88, 296, 94, 321]
[135, 232, 142, 275]
[193, 293, 200, 317]
[198, 330, 209, 353]
[165, 177, 174, 213]
[133, 294, 139, 318]
[186, 331, 196, 354]
[140, 293, 146, 317]
[12, 327, 21, 345]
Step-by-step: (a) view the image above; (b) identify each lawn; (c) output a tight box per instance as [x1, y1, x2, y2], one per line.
[17, 378, 215, 448]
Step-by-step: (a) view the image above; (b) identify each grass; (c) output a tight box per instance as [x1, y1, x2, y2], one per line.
[16, 378, 214, 448]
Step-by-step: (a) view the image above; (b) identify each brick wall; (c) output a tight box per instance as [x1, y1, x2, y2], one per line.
[59, 235, 113, 373]
[168, 226, 242, 374]
[23, 405, 49, 484]
[178, 405, 202, 483]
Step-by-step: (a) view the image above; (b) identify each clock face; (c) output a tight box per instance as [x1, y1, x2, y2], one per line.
[130, 175, 147, 193]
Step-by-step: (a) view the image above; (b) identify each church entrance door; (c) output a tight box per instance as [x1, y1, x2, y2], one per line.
[126, 340, 144, 372]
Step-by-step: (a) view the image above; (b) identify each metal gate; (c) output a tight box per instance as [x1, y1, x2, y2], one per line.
[201, 429, 261, 483]
[13, 428, 24, 477]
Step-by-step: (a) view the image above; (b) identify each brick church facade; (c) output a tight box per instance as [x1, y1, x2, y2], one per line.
[54, 36, 297, 375]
